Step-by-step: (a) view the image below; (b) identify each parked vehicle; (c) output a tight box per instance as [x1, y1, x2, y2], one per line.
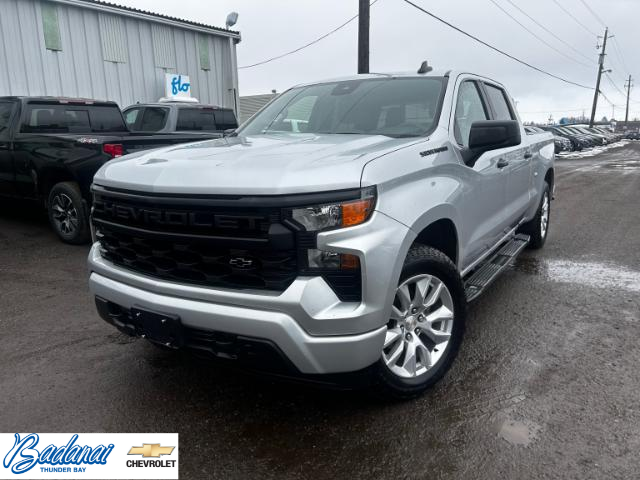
[592, 126, 621, 142]
[0, 96, 228, 244]
[549, 126, 593, 150]
[566, 125, 607, 145]
[525, 125, 571, 152]
[624, 131, 640, 140]
[123, 102, 238, 136]
[88, 69, 554, 398]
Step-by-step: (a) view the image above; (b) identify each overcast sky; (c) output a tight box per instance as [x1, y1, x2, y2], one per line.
[118, 0, 639, 122]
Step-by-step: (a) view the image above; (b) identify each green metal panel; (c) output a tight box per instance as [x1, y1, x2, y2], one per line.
[41, 2, 62, 51]
[198, 34, 210, 71]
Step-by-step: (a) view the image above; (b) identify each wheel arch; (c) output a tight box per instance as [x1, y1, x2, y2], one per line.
[412, 218, 459, 266]
[406, 204, 462, 270]
[37, 167, 79, 205]
[544, 167, 555, 198]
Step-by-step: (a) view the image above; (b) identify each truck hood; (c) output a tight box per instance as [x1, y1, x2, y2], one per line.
[94, 133, 418, 195]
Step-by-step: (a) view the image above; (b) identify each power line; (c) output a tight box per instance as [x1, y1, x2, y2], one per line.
[487, 0, 592, 69]
[599, 90, 614, 106]
[400, 0, 594, 89]
[611, 37, 631, 76]
[604, 72, 640, 105]
[604, 72, 626, 98]
[238, 0, 379, 69]
[551, 0, 598, 37]
[503, 0, 594, 64]
[519, 107, 586, 114]
[578, 0, 607, 28]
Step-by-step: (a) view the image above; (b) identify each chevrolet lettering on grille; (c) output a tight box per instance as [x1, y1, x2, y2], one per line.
[94, 201, 267, 230]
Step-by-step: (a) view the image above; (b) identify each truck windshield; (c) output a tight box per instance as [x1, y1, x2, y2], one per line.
[239, 77, 445, 138]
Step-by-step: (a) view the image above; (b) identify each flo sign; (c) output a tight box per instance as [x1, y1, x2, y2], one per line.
[164, 74, 191, 100]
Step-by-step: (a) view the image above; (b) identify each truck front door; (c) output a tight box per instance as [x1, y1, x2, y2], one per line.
[452, 80, 510, 267]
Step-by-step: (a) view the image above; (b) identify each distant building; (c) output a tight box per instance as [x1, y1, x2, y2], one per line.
[239, 92, 277, 123]
[616, 121, 640, 133]
[0, 0, 241, 111]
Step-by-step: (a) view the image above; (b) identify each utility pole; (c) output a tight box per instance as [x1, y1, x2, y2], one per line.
[589, 27, 608, 127]
[358, 0, 370, 74]
[624, 75, 633, 123]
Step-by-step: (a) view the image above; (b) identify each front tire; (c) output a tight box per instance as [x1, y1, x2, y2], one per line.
[47, 181, 90, 245]
[374, 245, 466, 399]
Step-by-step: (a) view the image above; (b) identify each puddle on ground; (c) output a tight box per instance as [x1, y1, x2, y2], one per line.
[497, 419, 540, 447]
[515, 257, 640, 293]
[601, 160, 640, 171]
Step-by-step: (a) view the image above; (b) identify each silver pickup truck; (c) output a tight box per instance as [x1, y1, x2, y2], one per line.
[88, 68, 554, 398]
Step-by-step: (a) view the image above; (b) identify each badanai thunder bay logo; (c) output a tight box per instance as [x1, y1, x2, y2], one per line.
[3, 433, 113, 474]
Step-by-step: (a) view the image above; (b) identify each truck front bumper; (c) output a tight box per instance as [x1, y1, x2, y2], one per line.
[90, 267, 385, 375]
[87, 210, 413, 375]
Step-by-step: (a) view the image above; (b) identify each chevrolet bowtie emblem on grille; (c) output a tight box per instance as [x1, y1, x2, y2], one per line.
[128, 444, 175, 457]
[229, 257, 253, 268]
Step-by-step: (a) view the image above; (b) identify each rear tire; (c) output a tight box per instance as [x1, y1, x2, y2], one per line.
[373, 245, 466, 400]
[47, 181, 90, 245]
[520, 182, 550, 250]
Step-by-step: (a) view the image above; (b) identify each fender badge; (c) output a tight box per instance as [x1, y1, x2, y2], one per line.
[419, 146, 448, 157]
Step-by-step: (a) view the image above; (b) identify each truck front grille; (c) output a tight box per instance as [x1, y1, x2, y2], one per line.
[97, 227, 298, 291]
[91, 186, 362, 301]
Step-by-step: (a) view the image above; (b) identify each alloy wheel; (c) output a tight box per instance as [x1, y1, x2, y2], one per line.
[51, 193, 78, 235]
[382, 274, 455, 378]
[540, 192, 550, 239]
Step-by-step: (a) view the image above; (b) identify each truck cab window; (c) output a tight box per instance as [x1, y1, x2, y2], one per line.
[22, 105, 125, 133]
[139, 107, 168, 132]
[124, 108, 142, 129]
[176, 108, 217, 131]
[454, 81, 488, 147]
[483, 84, 515, 121]
[213, 109, 238, 131]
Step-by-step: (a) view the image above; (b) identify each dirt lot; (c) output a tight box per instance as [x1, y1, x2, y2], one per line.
[1, 143, 639, 479]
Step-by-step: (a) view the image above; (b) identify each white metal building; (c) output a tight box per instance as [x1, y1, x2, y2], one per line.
[0, 0, 241, 111]
[238, 92, 277, 123]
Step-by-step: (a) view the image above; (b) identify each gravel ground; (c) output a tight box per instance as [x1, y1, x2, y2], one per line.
[1, 142, 639, 479]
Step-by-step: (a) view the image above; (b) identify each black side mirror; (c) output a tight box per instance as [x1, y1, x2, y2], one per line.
[463, 120, 521, 166]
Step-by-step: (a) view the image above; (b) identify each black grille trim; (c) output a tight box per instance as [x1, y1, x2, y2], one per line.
[92, 187, 363, 301]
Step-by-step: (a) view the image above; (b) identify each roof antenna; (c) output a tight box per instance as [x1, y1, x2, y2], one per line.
[417, 61, 433, 74]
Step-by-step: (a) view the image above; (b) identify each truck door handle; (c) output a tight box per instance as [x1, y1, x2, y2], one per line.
[497, 158, 509, 168]
[524, 152, 533, 159]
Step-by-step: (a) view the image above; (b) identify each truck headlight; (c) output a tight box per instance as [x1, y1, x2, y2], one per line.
[307, 249, 359, 269]
[290, 186, 376, 232]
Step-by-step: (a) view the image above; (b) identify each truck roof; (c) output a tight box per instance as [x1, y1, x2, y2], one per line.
[123, 103, 232, 110]
[0, 96, 118, 106]
[292, 69, 506, 89]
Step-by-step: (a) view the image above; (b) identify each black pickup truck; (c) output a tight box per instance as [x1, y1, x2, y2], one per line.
[0, 96, 221, 244]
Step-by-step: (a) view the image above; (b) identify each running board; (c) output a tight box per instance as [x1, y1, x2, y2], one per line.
[464, 234, 530, 302]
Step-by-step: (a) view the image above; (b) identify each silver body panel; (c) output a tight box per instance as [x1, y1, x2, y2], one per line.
[88, 71, 554, 374]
